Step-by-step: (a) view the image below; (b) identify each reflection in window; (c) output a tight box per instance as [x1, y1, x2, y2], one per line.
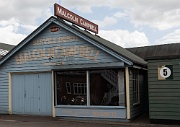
[56, 69, 120, 106]
[132, 70, 140, 105]
[66, 82, 71, 94]
[56, 71, 86, 105]
[90, 70, 119, 106]
[73, 83, 86, 95]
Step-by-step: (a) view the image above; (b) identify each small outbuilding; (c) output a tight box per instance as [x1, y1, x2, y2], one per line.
[128, 43, 180, 123]
[0, 43, 14, 59]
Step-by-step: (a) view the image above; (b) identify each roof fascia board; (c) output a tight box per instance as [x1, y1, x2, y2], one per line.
[0, 17, 56, 65]
[52, 61, 124, 70]
[53, 20, 133, 65]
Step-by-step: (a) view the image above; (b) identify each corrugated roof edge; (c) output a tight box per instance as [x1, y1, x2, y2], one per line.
[127, 43, 180, 60]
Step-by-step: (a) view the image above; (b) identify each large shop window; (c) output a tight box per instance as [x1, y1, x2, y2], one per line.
[56, 69, 120, 106]
[56, 71, 86, 105]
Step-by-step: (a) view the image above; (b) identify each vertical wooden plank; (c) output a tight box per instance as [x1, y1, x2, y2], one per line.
[86, 71, 90, 106]
[52, 71, 55, 117]
[8, 73, 12, 114]
[24, 73, 39, 114]
[38, 72, 52, 115]
[12, 74, 25, 114]
[125, 67, 130, 119]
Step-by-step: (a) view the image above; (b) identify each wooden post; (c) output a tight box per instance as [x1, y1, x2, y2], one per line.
[125, 67, 130, 119]
[8, 73, 12, 114]
[52, 71, 56, 117]
[86, 71, 90, 106]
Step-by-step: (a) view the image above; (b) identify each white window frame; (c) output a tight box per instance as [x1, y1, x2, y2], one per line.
[73, 83, 87, 95]
[66, 82, 71, 94]
[132, 70, 140, 106]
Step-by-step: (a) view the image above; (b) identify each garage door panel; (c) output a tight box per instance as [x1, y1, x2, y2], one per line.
[38, 73, 52, 115]
[24, 74, 39, 114]
[12, 73, 52, 115]
[12, 74, 25, 114]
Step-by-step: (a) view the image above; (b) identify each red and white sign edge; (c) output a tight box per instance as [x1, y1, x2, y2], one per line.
[54, 3, 98, 34]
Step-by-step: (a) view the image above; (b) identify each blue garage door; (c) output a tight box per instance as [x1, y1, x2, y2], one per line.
[12, 73, 52, 115]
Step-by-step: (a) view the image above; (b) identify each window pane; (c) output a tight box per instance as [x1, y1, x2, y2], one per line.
[90, 70, 119, 106]
[132, 70, 139, 105]
[56, 71, 86, 105]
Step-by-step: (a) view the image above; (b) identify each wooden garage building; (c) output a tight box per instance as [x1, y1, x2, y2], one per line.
[0, 16, 148, 120]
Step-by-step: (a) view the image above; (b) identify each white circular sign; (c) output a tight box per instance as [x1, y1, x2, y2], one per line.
[160, 67, 171, 78]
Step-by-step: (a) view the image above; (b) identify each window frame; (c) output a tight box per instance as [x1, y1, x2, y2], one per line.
[132, 70, 140, 106]
[73, 83, 87, 95]
[55, 70, 123, 107]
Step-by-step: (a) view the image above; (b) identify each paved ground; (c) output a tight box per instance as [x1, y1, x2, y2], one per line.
[0, 114, 179, 127]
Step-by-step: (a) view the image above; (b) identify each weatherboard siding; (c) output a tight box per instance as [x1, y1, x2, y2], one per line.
[129, 68, 148, 119]
[13, 24, 119, 68]
[148, 58, 180, 120]
[0, 23, 121, 113]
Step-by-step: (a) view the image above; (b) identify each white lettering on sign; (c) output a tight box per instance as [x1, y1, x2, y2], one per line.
[80, 19, 97, 33]
[57, 7, 79, 23]
[54, 3, 98, 34]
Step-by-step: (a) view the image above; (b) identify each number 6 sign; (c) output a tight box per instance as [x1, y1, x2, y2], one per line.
[158, 65, 173, 80]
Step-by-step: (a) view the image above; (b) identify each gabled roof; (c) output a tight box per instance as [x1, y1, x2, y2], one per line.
[127, 43, 180, 60]
[0, 16, 147, 66]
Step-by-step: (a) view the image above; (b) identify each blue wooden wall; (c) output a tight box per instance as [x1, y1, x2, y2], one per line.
[0, 22, 123, 114]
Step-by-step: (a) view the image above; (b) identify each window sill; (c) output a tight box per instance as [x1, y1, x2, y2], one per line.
[55, 105, 126, 109]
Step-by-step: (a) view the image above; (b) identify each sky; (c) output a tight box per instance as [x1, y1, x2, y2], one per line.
[0, 0, 180, 48]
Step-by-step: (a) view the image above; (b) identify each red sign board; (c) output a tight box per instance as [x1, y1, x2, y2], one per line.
[54, 3, 98, 34]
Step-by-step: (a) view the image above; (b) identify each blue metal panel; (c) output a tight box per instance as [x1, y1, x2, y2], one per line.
[12, 73, 52, 115]
[24, 73, 39, 114]
[38, 73, 52, 115]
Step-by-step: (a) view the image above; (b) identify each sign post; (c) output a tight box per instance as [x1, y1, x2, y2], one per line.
[54, 3, 98, 34]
